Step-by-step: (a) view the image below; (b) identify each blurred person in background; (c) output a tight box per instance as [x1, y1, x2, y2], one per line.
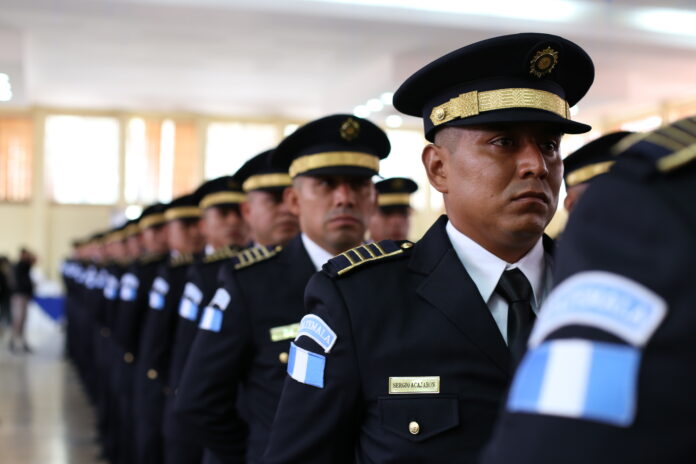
[10, 247, 36, 353]
[368, 177, 418, 241]
[0, 256, 12, 338]
[562, 131, 633, 214]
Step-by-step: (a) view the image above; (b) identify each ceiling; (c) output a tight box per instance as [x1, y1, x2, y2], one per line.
[0, 0, 695, 127]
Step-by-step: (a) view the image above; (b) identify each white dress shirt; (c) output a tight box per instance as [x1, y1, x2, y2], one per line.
[445, 220, 553, 344]
[301, 233, 335, 272]
[204, 244, 216, 256]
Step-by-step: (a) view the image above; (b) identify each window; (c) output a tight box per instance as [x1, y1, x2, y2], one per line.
[45, 115, 120, 204]
[125, 118, 202, 204]
[0, 116, 33, 201]
[205, 122, 280, 180]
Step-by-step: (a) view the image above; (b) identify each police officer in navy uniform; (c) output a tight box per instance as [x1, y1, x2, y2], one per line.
[369, 176, 419, 241]
[175, 114, 388, 464]
[134, 194, 205, 464]
[562, 131, 632, 214]
[480, 116, 696, 463]
[264, 33, 595, 463]
[163, 175, 247, 464]
[168, 157, 298, 464]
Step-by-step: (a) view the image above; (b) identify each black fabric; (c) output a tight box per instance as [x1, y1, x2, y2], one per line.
[13, 259, 33, 296]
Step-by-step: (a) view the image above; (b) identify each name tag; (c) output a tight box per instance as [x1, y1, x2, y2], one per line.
[389, 376, 440, 394]
[270, 323, 300, 342]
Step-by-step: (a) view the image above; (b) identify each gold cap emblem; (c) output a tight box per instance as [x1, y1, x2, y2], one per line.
[530, 47, 559, 78]
[434, 107, 446, 121]
[340, 118, 360, 141]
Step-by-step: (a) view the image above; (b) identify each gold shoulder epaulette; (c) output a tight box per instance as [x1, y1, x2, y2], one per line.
[233, 245, 283, 271]
[614, 116, 696, 173]
[170, 253, 194, 267]
[139, 252, 166, 265]
[203, 246, 241, 263]
[325, 240, 413, 278]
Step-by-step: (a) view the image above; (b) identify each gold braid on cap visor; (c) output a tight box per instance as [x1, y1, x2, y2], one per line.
[164, 207, 202, 222]
[288, 151, 380, 178]
[242, 173, 292, 192]
[378, 193, 412, 207]
[199, 192, 247, 209]
[430, 88, 570, 126]
[565, 161, 614, 187]
[139, 213, 166, 230]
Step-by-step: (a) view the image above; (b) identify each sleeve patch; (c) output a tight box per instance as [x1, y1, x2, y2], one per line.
[287, 342, 325, 389]
[103, 275, 119, 300]
[198, 287, 230, 332]
[508, 339, 640, 427]
[199, 306, 224, 332]
[295, 314, 337, 353]
[530, 271, 667, 348]
[119, 273, 139, 301]
[178, 283, 203, 320]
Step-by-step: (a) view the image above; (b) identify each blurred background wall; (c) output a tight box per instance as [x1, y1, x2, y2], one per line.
[1, 0, 696, 279]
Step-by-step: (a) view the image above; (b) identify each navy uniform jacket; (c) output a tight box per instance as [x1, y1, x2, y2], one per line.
[265, 216, 526, 463]
[136, 254, 194, 390]
[480, 145, 696, 463]
[113, 254, 168, 362]
[175, 236, 315, 463]
[163, 247, 239, 441]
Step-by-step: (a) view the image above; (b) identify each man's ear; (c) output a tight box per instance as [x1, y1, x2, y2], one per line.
[422, 143, 449, 194]
[284, 184, 301, 217]
[240, 201, 251, 222]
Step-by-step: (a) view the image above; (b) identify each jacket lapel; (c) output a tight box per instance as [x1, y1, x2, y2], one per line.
[412, 216, 511, 376]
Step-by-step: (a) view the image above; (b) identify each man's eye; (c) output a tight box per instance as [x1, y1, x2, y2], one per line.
[491, 137, 514, 147]
[540, 140, 560, 152]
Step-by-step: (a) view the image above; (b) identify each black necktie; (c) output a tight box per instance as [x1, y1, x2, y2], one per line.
[496, 268, 536, 350]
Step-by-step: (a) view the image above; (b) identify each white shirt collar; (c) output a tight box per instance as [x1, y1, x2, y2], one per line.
[301, 233, 335, 272]
[204, 244, 216, 256]
[445, 220, 546, 306]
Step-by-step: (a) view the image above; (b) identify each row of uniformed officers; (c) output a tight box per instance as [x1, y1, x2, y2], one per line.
[62, 32, 696, 464]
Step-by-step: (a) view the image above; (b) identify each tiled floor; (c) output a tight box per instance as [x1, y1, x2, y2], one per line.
[0, 304, 102, 464]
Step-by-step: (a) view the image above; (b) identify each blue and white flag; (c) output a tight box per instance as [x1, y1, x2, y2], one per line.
[507, 339, 641, 427]
[198, 288, 231, 332]
[103, 275, 120, 301]
[179, 282, 203, 321]
[119, 273, 139, 302]
[287, 342, 325, 389]
[149, 277, 169, 310]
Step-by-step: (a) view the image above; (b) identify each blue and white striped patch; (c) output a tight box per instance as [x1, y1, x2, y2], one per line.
[198, 288, 231, 332]
[149, 277, 169, 310]
[103, 275, 119, 300]
[530, 271, 667, 348]
[119, 273, 139, 302]
[287, 342, 325, 389]
[295, 314, 337, 353]
[178, 283, 203, 321]
[507, 339, 641, 427]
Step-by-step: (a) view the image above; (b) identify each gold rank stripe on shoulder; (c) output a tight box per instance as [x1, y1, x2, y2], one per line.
[614, 117, 696, 172]
[233, 245, 283, 270]
[170, 253, 194, 267]
[337, 241, 413, 276]
[203, 246, 240, 263]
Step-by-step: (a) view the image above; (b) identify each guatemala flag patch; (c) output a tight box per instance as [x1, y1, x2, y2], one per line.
[198, 288, 230, 332]
[178, 282, 203, 321]
[287, 342, 326, 389]
[507, 339, 641, 427]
